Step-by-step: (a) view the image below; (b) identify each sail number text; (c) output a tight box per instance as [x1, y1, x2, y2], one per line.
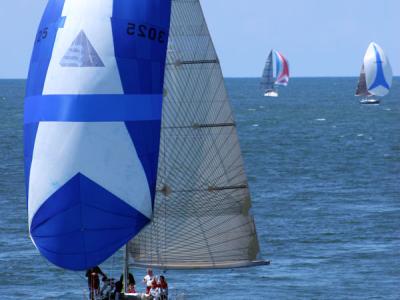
[36, 27, 48, 43]
[126, 23, 166, 43]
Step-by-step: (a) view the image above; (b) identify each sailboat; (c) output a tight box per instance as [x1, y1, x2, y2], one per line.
[261, 50, 289, 97]
[356, 42, 393, 105]
[25, 0, 268, 298]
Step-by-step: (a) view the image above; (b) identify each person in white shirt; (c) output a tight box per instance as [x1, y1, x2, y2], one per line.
[143, 268, 154, 294]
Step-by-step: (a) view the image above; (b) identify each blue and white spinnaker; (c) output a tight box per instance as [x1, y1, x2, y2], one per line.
[363, 42, 392, 97]
[24, 0, 171, 270]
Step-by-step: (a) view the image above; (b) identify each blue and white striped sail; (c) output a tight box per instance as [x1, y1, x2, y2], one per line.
[24, 0, 171, 271]
[364, 42, 392, 97]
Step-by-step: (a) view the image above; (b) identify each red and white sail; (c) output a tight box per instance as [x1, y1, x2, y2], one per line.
[274, 50, 290, 86]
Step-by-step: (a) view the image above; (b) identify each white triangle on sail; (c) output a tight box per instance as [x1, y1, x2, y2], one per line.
[60, 31, 105, 67]
[43, 0, 123, 95]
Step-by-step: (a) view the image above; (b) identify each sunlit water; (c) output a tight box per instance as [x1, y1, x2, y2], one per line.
[0, 78, 399, 299]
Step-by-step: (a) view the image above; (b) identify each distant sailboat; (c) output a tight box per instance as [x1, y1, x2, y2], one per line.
[356, 42, 392, 105]
[261, 50, 289, 97]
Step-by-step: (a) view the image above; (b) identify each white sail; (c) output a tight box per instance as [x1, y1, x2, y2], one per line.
[128, 0, 266, 269]
[364, 42, 392, 97]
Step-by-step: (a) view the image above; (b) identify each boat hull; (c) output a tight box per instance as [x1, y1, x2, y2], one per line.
[360, 98, 380, 105]
[264, 90, 278, 97]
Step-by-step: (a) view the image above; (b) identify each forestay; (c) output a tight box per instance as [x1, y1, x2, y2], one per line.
[128, 0, 266, 269]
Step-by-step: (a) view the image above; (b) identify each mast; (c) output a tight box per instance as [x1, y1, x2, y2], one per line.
[123, 245, 129, 293]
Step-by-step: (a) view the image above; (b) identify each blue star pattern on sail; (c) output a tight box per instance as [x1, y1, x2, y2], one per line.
[24, 0, 172, 270]
[368, 45, 390, 91]
[60, 31, 105, 67]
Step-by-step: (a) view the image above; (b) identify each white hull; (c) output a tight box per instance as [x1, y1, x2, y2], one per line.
[360, 98, 380, 105]
[264, 91, 278, 97]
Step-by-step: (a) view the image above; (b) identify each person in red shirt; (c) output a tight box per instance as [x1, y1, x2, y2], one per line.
[158, 275, 168, 300]
[127, 282, 136, 294]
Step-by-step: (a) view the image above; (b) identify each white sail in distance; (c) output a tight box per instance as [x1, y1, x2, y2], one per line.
[128, 0, 267, 269]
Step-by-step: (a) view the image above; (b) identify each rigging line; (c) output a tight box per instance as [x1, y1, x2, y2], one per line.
[175, 19, 243, 182]
[170, 2, 216, 133]
[163, 206, 253, 234]
[162, 72, 231, 183]
[141, 208, 254, 249]
[134, 227, 255, 257]
[140, 239, 255, 255]
[153, 188, 249, 217]
[162, 92, 233, 179]
[162, 73, 227, 183]
[183, 126, 244, 188]
[143, 219, 255, 251]
[157, 183, 247, 199]
[158, 133, 219, 188]
[152, 205, 247, 220]
[210, 138, 246, 184]
[154, 185, 247, 215]
[155, 185, 247, 194]
[140, 243, 255, 258]
[173, 33, 212, 142]
[187, 34, 226, 133]
[132, 249, 257, 261]
[150, 202, 246, 220]
[163, 26, 223, 142]
[136, 196, 247, 243]
[201, 126, 240, 174]
[203, 78, 249, 182]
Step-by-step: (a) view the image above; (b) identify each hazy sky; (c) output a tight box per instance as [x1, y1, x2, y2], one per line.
[0, 0, 399, 78]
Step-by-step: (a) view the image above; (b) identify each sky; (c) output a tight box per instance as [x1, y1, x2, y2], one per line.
[0, 0, 399, 78]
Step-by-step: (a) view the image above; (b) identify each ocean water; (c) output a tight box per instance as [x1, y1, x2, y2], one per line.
[0, 78, 399, 299]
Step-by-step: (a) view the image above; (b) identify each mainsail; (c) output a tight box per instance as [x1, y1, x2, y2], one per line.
[260, 51, 275, 91]
[355, 64, 370, 96]
[24, 0, 171, 270]
[128, 0, 266, 269]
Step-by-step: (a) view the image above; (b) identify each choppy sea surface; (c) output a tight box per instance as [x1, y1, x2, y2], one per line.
[0, 78, 399, 299]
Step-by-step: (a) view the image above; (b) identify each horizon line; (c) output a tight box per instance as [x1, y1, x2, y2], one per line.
[1, 75, 399, 80]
